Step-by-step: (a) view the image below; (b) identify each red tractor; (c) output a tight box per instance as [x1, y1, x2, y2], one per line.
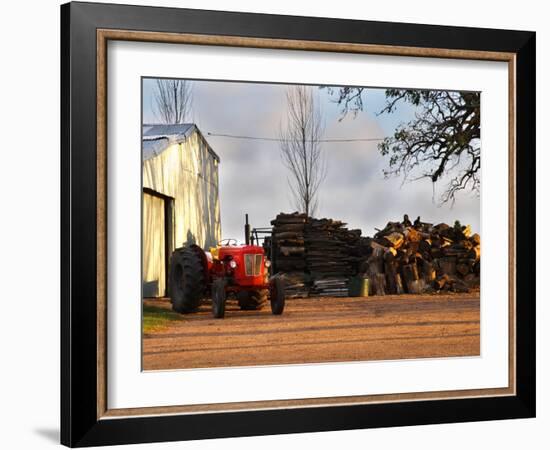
[168, 215, 285, 318]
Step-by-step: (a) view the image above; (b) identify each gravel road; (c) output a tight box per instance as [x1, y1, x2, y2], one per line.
[142, 293, 480, 370]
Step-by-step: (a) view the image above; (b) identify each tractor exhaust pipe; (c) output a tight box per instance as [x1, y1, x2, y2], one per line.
[244, 214, 250, 245]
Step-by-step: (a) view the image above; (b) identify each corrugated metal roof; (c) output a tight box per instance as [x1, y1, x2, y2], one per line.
[142, 124, 220, 162]
[142, 137, 169, 160]
[143, 123, 194, 138]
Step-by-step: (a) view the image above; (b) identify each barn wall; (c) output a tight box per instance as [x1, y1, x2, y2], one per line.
[143, 129, 221, 254]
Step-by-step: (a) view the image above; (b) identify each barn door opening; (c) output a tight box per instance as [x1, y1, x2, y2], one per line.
[142, 189, 174, 298]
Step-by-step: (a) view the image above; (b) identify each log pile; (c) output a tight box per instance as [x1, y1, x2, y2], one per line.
[305, 218, 362, 297]
[363, 215, 480, 295]
[270, 213, 364, 297]
[269, 212, 480, 298]
[270, 213, 309, 298]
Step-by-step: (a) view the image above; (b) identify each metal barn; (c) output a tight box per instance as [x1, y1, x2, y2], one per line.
[142, 124, 221, 297]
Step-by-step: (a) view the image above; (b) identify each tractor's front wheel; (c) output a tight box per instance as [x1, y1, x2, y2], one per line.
[169, 247, 205, 314]
[269, 276, 285, 315]
[212, 279, 227, 319]
[237, 290, 267, 310]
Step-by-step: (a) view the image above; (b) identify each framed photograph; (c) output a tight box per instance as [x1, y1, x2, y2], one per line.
[61, 1, 536, 447]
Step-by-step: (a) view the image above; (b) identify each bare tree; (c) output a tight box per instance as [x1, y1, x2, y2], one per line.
[153, 79, 193, 124]
[279, 86, 326, 217]
[326, 87, 480, 203]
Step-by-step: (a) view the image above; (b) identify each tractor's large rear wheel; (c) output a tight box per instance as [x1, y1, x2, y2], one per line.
[169, 247, 206, 313]
[237, 290, 267, 311]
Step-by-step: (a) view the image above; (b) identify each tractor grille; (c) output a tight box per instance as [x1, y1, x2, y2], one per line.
[244, 254, 263, 276]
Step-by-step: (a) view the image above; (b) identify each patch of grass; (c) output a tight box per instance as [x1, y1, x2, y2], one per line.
[143, 304, 185, 333]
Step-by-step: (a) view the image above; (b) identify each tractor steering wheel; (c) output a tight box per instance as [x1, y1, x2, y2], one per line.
[218, 238, 238, 247]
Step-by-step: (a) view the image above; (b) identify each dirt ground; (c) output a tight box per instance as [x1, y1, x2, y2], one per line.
[142, 293, 479, 370]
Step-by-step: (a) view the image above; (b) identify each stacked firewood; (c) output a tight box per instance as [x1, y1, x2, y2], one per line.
[270, 212, 480, 298]
[305, 218, 362, 297]
[363, 215, 480, 295]
[270, 213, 309, 298]
[270, 213, 363, 297]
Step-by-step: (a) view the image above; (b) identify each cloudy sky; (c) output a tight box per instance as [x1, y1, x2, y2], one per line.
[142, 78, 480, 241]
